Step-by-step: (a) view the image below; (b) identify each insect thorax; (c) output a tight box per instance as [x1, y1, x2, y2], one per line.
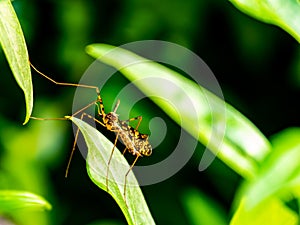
[104, 112, 119, 130]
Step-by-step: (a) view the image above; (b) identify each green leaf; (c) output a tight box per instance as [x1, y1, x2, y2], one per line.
[236, 127, 300, 209]
[68, 116, 155, 225]
[182, 188, 227, 225]
[0, 190, 51, 213]
[86, 43, 271, 179]
[230, 197, 298, 225]
[229, 0, 300, 43]
[270, 127, 300, 186]
[0, 0, 33, 124]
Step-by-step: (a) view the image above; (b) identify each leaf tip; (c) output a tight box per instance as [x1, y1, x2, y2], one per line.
[22, 117, 30, 125]
[85, 45, 94, 55]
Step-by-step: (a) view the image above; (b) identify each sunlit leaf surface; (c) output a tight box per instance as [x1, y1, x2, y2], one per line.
[236, 128, 300, 209]
[0, 0, 33, 124]
[0, 190, 51, 212]
[229, 0, 300, 43]
[230, 197, 298, 225]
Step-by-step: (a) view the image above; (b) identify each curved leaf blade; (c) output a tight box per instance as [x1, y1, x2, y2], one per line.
[230, 197, 298, 225]
[68, 116, 155, 225]
[0, 190, 51, 213]
[229, 0, 300, 43]
[236, 128, 300, 209]
[86, 43, 271, 179]
[0, 0, 33, 124]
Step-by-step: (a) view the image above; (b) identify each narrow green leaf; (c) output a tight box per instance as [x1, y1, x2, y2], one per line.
[270, 128, 300, 196]
[182, 188, 227, 225]
[68, 116, 155, 225]
[236, 128, 300, 209]
[0, 190, 51, 213]
[86, 43, 271, 179]
[0, 0, 33, 124]
[229, 0, 300, 43]
[230, 197, 298, 225]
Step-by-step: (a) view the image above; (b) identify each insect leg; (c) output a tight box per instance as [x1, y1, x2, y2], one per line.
[30, 61, 100, 95]
[65, 112, 106, 177]
[65, 112, 86, 177]
[123, 116, 143, 130]
[124, 153, 141, 205]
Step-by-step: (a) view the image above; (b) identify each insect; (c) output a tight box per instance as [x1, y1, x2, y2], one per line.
[83, 94, 152, 200]
[117, 118, 152, 201]
[100, 103, 152, 199]
[30, 62, 152, 203]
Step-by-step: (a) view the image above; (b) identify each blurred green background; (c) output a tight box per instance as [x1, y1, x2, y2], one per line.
[0, 0, 299, 224]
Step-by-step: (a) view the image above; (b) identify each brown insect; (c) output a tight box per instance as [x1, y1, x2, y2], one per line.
[83, 97, 152, 201]
[30, 62, 152, 203]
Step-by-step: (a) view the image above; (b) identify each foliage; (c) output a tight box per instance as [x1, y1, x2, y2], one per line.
[0, 0, 299, 224]
[0, 190, 51, 213]
[70, 117, 155, 225]
[229, 0, 300, 43]
[86, 43, 271, 179]
[0, 0, 32, 124]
